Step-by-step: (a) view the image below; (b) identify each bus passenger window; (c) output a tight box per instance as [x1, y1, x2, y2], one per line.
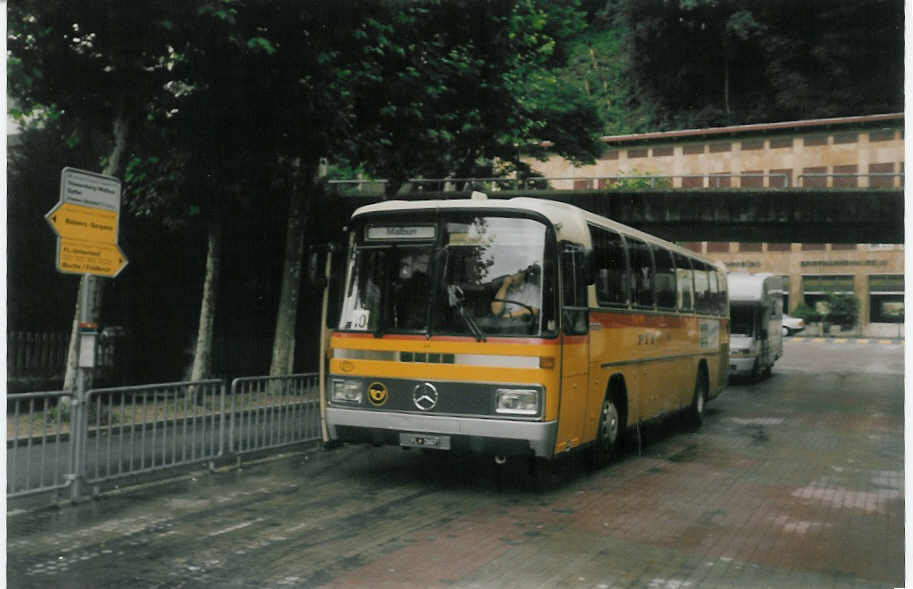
[627, 237, 654, 308]
[590, 225, 627, 306]
[694, 264, 711, 313]
[716, 271, 728, 314]
[653, 247, 676, 309]
[674, 253, 694, 311]
[708, 270, 720, 315]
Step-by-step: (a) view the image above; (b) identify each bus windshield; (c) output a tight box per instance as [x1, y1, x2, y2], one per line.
[730, 303, 756, 336]
[338, 215, 554, 337]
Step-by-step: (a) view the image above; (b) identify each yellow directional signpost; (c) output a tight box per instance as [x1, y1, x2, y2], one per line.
[46, 167, 127, 500]
[46, 167, 128, 277]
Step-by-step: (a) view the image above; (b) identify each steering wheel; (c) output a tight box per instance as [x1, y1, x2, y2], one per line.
[492, 298, 537, 320]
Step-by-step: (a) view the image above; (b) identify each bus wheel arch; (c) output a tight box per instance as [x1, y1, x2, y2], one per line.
[591, 374, 627, 468]
[688, 362, 709, 427]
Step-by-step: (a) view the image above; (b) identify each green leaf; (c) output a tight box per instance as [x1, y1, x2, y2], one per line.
[246, 37, 276, 55]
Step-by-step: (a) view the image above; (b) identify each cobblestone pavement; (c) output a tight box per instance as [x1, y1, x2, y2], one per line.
[7, 345, 904, 588]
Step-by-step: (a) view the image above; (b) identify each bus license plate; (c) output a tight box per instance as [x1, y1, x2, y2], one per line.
[399, 432, 451, 450]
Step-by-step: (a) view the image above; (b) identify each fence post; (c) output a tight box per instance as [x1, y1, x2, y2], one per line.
[219, 379, 228, 457]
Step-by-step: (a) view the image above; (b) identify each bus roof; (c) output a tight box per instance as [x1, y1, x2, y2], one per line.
[351, 196, 723, 268]
[727, 272, 784, 302]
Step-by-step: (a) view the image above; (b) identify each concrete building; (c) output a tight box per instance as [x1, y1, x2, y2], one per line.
[527, 113, 904, 337]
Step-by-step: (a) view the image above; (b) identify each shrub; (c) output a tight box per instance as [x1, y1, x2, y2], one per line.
[791, 302, 821, 323]
[826, 293, 860, 329]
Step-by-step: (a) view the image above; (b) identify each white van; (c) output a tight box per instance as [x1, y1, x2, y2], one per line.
[727, 272, 784, 378]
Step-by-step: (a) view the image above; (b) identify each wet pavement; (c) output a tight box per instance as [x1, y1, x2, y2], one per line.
[7, 341, 905, 588]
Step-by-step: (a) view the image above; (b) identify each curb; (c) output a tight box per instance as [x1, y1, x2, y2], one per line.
[790, 336, 903, 345]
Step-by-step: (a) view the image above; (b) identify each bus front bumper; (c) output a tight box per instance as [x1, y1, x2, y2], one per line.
[729, 355, 758, 377]
[326, 407, 558, 458]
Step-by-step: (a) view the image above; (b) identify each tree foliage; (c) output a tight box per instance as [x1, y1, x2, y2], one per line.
[598, 0, 903, 130]
[348, 0, 604, 193]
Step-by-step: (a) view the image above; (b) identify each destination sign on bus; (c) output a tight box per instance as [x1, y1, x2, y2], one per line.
[365, 225, 436, 241]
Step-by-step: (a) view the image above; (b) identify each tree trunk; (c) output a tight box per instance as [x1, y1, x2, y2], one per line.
[189, 211, 223, 383]
[62, 110, 130, 394]
[723, 57, 731, 115]
[269, 159, 326, 376]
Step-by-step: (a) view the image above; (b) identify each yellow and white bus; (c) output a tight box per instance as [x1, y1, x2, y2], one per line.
[324, 195, 728, 470]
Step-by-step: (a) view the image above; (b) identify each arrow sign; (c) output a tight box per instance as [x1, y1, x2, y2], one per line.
[47, 167, 128, 278]
[46, 202, 118, 245]
[56, 239, 128, 278]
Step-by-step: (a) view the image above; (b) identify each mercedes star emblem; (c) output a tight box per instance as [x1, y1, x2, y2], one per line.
[412, 382, 438, 411]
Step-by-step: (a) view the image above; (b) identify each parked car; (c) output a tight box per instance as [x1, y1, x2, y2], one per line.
[782, 314, 805, 336]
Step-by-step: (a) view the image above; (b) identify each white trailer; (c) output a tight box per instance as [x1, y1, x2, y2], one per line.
[727, 272, 784, 379]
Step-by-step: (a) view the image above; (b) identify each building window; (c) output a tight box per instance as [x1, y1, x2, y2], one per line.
[683, 143, 705, 155]
[802, 275, 855, 313]
[804, 135, 828, 147]
[740, 170, 763, 188]
[738, 242, 762, 252]
[709, 173, 731, 188]
[869, 162, 895, 188]
[833, 164, 858, 188]
[770, 137, 793, 149]
[801, 243, 826, 251]
[709, 142, 732, 153]
[573, 179, 591, 190]
[869, 275, 904, 323]
[653, 146, 673, 157]
[707, 242, 730, 253]
[682, 175, 704, 188]
[604, 149, 620, 160]
[833, 132, 858, 144]
[869, 130, 895, 142]
[769, 168, 792, 187]
[741, 139, 764, 151]
[767, 243, 791, 251]
[802, 166, 828, 187]
[681, 242, 703, 253]
[830, 243, 857, 251]
[628, 148, 648, 159]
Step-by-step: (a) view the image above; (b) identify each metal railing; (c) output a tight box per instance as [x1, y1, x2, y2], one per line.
[329, 173, 795, 193]
[83, 380, 225, 486]
[330, 172, 905, 194]
[7, 391, 73, 498]
[7, 373, 322, 502]
[229, 374, 321, 454]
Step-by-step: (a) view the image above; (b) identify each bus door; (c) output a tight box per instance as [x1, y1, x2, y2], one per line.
[555, 244, 589, 453]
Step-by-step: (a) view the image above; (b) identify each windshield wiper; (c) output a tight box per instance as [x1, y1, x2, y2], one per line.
[447, 284, 486, 342]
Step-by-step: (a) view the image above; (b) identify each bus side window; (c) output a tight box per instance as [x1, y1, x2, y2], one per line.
[716, 271, 728, 314]
[653, 246, 676, 310]
[694, 263, 711, 313]
[590, 225, 627, 306]
[561, 243, 589, 334]
[708, 269, 720, 315]
[627, 237, 654, 308]
[674, 253, 694, 312]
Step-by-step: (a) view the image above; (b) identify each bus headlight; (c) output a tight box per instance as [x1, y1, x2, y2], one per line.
[495, 388, 539, 416]
[331, 379, 363, 404]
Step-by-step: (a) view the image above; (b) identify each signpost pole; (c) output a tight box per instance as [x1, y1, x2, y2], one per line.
[69, 276, 90, 501]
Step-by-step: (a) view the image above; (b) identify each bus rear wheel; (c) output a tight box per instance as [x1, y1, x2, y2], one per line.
[687, 369, 708, 428]
[591, 394, 621, 468]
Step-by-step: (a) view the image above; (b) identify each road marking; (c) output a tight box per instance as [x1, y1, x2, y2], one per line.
[207, 518, 263, 537]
